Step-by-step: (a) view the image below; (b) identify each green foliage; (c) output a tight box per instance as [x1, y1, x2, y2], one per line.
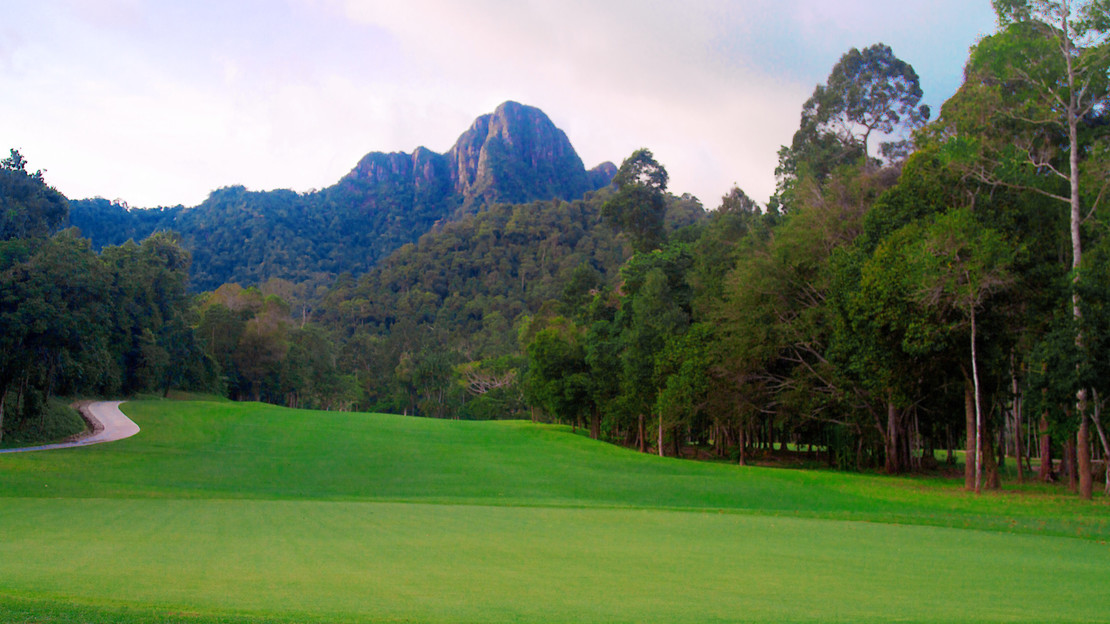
[0, 224, 218, 442]
[601, 149, 670, 253]
[777, 44, 929, 202]
[525, 319, 591, 425]
[655, 323, 714, 436]
[0, 149, 69, 242]
[313, 187, 703, 419]
[0, 398, 84, 448]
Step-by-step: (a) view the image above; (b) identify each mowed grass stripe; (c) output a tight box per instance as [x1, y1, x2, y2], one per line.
[0, 401, 1106, 538]
[1, 498, 1106, 624]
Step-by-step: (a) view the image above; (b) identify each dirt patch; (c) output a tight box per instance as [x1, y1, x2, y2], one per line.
[67, 400, 105, 442]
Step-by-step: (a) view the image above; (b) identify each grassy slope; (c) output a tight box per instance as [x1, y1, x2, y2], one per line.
[0, 400, 1107, 623]
[0, 399, 86, 449]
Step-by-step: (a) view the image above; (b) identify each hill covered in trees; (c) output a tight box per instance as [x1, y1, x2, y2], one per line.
[310, 184, 705, 418]
[66, 102, 616, 291]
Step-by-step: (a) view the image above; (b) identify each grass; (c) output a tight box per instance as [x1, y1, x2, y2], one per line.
[0, 400, 1107, 623]
[0, 398, 86, 449]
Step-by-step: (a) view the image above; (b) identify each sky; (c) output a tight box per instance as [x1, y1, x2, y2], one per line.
[2, 0, 999, 210]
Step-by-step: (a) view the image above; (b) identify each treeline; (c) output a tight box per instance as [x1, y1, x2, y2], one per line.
[0, 151, 218, 441]
[523, 10, 1110, 499]
[0, 151, 370, 441]
[66, 179, 450, 293]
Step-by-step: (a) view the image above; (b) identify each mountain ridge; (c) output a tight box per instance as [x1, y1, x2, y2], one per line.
[67, 101, 616, 291]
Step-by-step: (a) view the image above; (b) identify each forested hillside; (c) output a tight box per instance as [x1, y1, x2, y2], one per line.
[310, 187, 704, 418]
[67, 102, 616, 291]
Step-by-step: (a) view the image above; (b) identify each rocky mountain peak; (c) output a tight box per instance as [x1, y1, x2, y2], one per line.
[446, 101, 601, 209]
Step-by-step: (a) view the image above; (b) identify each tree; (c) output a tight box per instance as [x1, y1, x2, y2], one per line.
[777, 44, 930, 196]
[525, 320, 591, 428]
[0, 150, 68, 242]
[655, 323, 714, 458]
[602, 149, 669, 253]
[0, 231, 111, 440]
[915, 208, 1015, 492]
[717, 165, 899, 468]
[948, 0, 1110, 497]
[621, 266, 689, 454]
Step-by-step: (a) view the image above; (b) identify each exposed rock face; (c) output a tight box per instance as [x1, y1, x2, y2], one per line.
[446, 101, 599, 209]
[345, 147, 450, 190]
[588, 162, 619, 191]
[342, 101, 613, 211]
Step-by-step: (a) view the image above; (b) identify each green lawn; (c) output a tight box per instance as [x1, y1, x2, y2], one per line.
[0, 400, 1107, 623]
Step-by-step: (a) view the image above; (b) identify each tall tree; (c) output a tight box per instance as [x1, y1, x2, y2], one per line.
[776, 43, 930, 199]
[601, 149, 669, 253]
[951, 0, 1110, 497]
[915, 209, 1015, 492]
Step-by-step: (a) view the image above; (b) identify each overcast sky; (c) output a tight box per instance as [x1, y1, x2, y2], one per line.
[2, 0, 999, 210]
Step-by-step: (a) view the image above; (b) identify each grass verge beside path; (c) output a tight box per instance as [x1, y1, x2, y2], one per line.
[0, 400, 1107, 623]
[0, 399, 86, 449]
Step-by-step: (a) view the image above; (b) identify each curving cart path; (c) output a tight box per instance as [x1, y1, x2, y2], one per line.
[0, 401, 138, 453]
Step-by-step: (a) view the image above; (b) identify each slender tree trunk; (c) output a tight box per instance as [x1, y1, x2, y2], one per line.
[982, 423, 1001, 490]
[0, 388, 6, 444]
[911, 409, 922, 471]
[1065, 436, 1078, 492]
[965, 383, 977, 491]
[1039, 411, 1054, 482]
[737, 424, 746, 466]
[997, 421, 1006, 473]
[970, 304, 984, 494]
[638, 414, 645, 453]
[1090, 395, 1110, 495]
[1012, 358, 1024, 483]
[1078, 416, 1092, 499]
[1065, 39, 1093, 500]
[657, 412, 664, 457]
[885, 398, 900, 474]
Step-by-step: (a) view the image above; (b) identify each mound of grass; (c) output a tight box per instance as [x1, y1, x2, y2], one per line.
[0, 400, 1107, 623]
[0, 399, 86, 449]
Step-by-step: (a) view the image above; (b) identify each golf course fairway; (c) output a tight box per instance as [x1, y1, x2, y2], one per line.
[0, 400, 1107, 623]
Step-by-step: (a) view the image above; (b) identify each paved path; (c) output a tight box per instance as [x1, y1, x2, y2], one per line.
[0, 401, 139, 453]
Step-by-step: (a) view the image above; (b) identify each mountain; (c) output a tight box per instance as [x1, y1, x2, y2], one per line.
[67, 102, 616, 292]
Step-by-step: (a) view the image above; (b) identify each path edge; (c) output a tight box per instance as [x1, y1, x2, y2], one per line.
[69, 400, 106, 443]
